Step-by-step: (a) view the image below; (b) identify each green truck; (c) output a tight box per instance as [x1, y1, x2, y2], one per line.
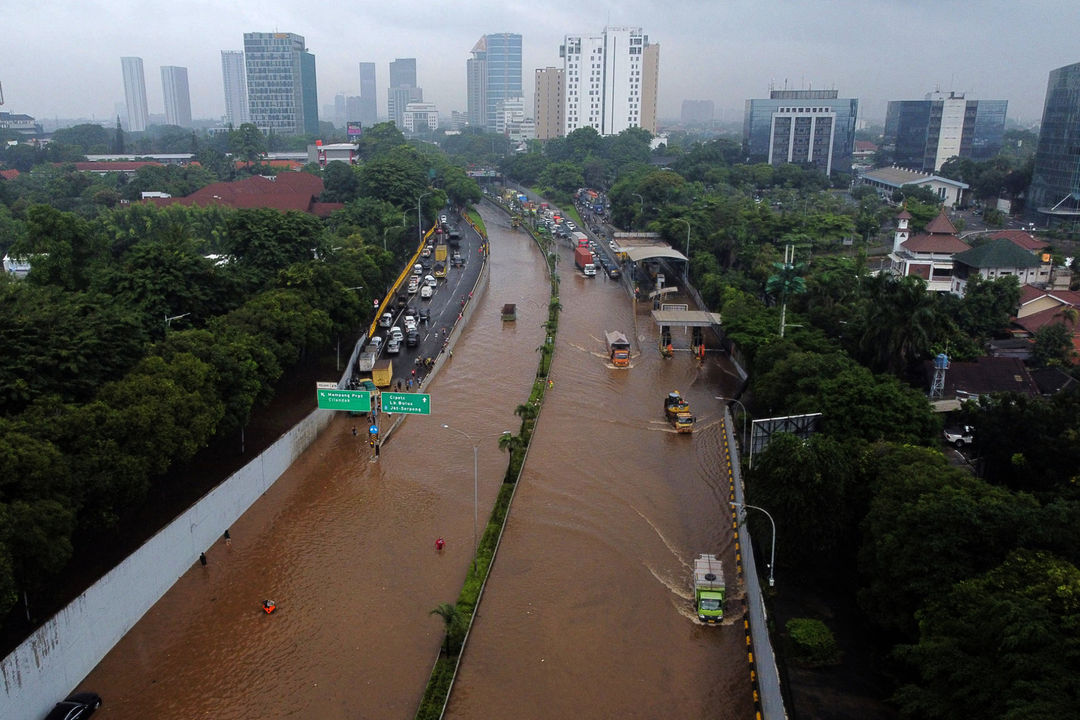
[694, 554, 726, 624]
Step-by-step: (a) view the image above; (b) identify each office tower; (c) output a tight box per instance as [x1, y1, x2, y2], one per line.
[467, 33, 522, 130]
[560, 27, 658, 137]
[221, 51, 250, 126]
[883, 91, 1008, 172]
[402, 102, 439, 133]
[160, 66, 192, 127]
[743, 89, 859, 176]
[346, 96, 362, 124]
[534, 67, 565, 139]
[121, 57, 149, 132]
[682, 100, 715, 125]
[243, 31, 319, 136]
[358, 62, 377, 127]
[1028, 61, 1080, 221]
[466, 38, 487, 127]
[388, 58, 421, 128]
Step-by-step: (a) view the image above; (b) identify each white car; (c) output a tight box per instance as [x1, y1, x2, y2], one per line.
[420, 285, 433, 299]
[367, 336, 383, 351]
[389, 326, 403, 342]
[385, 337, 401, 355]
[424, 274, 437, 287]
[404, 316, 418, 332]
[378, 312, 393, 328]
[407, 277, 419, 294]
[421, 247, 432, 258]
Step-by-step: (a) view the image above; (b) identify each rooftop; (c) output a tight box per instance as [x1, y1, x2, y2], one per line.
[953, 238, 1043, 270]
[861, 165, 969, 189]
[988, 229, 1050, 253]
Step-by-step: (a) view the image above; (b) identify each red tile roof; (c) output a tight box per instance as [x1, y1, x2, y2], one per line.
[924, 210, 957, 235]
[1014, 306, 1079, 334]
[1018, 284, 1080, 308]
[144, 171, 340, 217]
[897, 209, 912, 220]
[902, 233, 971, 254]
[988, 229, 1050, 252]
[0, 169, 19, 180]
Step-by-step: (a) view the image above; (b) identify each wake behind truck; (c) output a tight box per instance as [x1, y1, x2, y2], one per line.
[574, 246, 596, 277]
[605, 330, 631, 367]
[694, 554, 726, 624]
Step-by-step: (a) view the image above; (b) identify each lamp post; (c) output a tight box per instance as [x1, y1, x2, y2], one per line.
[715, 396, 749, 451]
[441, 424, 512, 565]
[164, 312, 190, 329]
[417, 190, 432, 245]
[674, 217, 691, 281]
[731, 502, 776, 587]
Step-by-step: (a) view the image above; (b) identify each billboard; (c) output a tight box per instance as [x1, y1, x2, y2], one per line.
[347, 122, 363, 137]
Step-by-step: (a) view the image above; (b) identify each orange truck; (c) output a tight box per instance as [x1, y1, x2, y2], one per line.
[605, 331, 631, 367]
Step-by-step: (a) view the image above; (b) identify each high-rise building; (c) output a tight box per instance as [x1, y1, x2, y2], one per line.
[221, 51, 250, 126]
[681, 100, 715, 125]
[358, 62, 377, 127]
[743, 89, 858, 177]
[1028, 61, 1080, 221]
[402, 102, 439, 133]
[160, 66, 192, 127]
[466, 33, 522, 130]
[883, 91, 1008, 172]
[560, 27, 659, 137]
[534, 67, 565, 140]
[388, 58, 421, 128]
[346, 96, 362, 125]
[466, 38, 487, 127]
[243, 31, 319, 136]
[121, 57, 149, 132]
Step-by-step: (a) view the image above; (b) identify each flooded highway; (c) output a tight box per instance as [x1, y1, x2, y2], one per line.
[80, 205, 550, 719]
[445, 230, 752, 718]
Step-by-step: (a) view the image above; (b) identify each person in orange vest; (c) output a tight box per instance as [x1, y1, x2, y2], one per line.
[263, 599, 276, 614]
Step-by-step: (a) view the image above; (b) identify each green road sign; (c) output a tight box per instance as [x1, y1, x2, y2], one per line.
[381, 392, 431, 415]
[316, 388, 371, 413]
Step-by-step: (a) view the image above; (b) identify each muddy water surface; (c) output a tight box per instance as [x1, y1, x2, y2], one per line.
[445, 231, 752, 719]
[81, 207, 549, 720]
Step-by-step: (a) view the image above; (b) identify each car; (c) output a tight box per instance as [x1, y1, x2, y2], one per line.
[367, 336, 383, 351]
[412, 263, 423, 276]
[389, 326, 403, 342]
[566, 221, 576, 230]
[404, 316, 418, 332]
[405, 330, 419, 347]
[421, 247, 431, 258]
[420, 285, 433, 299]
[944, 425, 975, 448]
[609, 240, 618, 252]
[407, 278, 419, 294]
[385, 337, 401, 355]
[378, 312, 393, 328]
[45, 692, 102, 720]
[418, 308, 430, 323]
[424, 274, 437, 287]
[440, 214, 448, 224]
[607, 265, 621, 279]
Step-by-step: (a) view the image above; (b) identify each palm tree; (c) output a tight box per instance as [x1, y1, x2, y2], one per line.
[430, 602, 465, 655]
[498, 432, 524, 455]
[766, 244, 807, 337]
[857, 274, 941, 374]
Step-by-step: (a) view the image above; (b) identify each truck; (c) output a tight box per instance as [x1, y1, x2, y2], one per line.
[574, 246, 596, 277]
[693, 554, 726, 624]
[434, 243, 448, 277]
[371, 359, 393, 388]
[605, 331, 631, 367]
[357, 349, 377, 373]
[573, 231, 589, 247]
[664, 391, 695, 433]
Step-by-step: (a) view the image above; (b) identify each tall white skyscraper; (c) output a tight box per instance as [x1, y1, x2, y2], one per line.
[121, 56, 150, 132]
[161, 66, 192, 127]
[221, 50, 250, 126]
[560, 27, 659, 136]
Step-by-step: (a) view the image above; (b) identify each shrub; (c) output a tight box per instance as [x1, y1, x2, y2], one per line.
[785, 617, 841, 667]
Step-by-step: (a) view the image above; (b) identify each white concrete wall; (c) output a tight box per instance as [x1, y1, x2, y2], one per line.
[1, 408, 334, 720]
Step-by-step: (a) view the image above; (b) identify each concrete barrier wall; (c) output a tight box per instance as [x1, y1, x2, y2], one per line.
[1, 407, 335, 719]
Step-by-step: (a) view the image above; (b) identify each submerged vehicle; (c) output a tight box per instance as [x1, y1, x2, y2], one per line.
[502, 303, 517, 322]
[694, 554, 726, 624]
[665, 391, 695, 433]
[605, 330, 631, 367]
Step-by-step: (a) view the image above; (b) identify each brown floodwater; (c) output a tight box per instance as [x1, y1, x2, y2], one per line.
[444, 232, 752, 719]
[81, 205, 550, 719]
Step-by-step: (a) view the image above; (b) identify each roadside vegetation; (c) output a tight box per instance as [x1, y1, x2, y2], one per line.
[0, 122, 483, 647]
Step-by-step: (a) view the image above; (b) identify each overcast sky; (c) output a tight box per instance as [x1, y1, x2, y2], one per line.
[5, 0, 1077, 128]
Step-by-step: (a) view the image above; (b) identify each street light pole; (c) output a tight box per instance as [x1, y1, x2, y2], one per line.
[417, 190, 432, 246]
[675, 218, 691, 281]
[715, 396, 749, 451]
[441, 425, 513, 567]
[731, 502, 776, 587]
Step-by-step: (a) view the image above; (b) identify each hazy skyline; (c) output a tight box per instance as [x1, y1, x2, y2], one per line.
[5, 0, 1078, 128]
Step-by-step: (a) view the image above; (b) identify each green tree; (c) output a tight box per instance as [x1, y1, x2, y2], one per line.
[113, 117, 125, 154]
[895, 550, 1080, 720]
[854, 274, 945, 375]
[320, 161, 359, 203]
[1032, 321, 1077, 367]
[955, 274, 1020, 340]
[230, 123, 267, 164]
[429, 602, 466, 655]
